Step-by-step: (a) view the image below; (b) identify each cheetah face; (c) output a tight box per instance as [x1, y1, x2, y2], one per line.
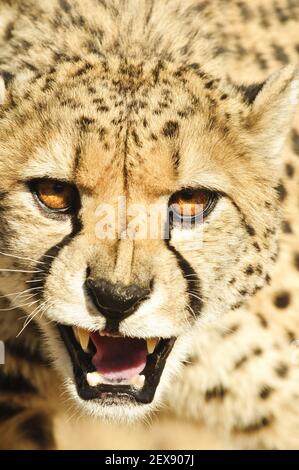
[0, 62, 297, 419]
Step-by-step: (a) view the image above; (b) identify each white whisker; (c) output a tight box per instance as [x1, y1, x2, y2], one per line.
[0, 268, 42, 274]
[0, 299, 39, 312]
[16, 299, 54, 337]
[0, 250, 46, 266]
[0, 287, 42, 299]
[25, 278, 45, 283]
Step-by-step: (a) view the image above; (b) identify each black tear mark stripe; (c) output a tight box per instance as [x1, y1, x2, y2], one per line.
[33, 215, 83, 298]
[0, 402, 26, 423]
[165, 239, 202, 316]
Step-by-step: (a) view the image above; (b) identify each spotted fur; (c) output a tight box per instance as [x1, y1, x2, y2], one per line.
[0, 0, 298, 449]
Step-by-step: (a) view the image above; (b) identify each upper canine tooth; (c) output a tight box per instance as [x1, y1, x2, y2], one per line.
[76, 327, 89, 351]
[147, 338, 158, 354]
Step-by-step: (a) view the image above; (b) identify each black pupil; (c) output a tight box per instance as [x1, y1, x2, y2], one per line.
[181, 190, 194, 201]
[53, 183, 66, 194]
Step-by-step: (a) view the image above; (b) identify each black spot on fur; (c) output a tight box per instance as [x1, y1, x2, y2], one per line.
[221, 324, 240, 337]
[253, 242, 261, 252]
[259, 386, 274, 400]
[0, 70, 14, 86]
[97, 105, 109, 112]
[234, 356, 248, 369]
[275, 183, 287, 201]
[0, 403, 25, 422]
[205, 80, 214, 89]
[172, 150, 180, 169]
[245, 224, 255, 236]
[275, 363, 289, 378]
[205, 385, 227, 401]
[74, 63, 93, 77]
[256, 264, 263, 275]
[77, 116, 95, 130]
[286, 329, 296, 343]
[237, 1, 253, 20]
[255, 52, 268, 70]
[234, 416, 273, 433]
[4, 21, 14, 41]
[59, 0, 71, 13]
[253, 347, 262, 356]
[132, 129, 141, 147]
[0, 372, 37, 394]
[294, 252, 299, 271]
[274, 291, 291, 309]
[285, 163, 295, 178]
[272, 44, 289, 64]
[291, 129, 299, 155]
[162, 120, 179, 138]
[256, 312, 268, 328]
[5, 339, 48, 366]
[239, 288, 248, 296]
[281, 220, 292, 234]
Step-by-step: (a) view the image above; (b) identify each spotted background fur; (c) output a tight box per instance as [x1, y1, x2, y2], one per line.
[0, 0, 298, 449]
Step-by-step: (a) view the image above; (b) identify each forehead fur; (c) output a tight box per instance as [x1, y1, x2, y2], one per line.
[0, 57, 280, 237]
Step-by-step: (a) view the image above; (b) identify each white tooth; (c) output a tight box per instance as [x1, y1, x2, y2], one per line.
[77, 327, 89, 351]
[147, 338, 158, 354]
[86, 371, 103, 387]
[130, 374, 145, 390]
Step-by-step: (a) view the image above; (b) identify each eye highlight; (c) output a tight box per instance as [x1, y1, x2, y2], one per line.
[169, 188, 218, 224]
[29, 179, 78, 214]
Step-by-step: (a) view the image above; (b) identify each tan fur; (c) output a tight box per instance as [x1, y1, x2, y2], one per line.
[0, 0, 298, 449]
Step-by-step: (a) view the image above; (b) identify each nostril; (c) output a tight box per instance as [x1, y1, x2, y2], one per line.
[85, 278, 151, 320]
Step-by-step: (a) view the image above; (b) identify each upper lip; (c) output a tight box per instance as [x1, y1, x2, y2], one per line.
[58, 324, 176, 404]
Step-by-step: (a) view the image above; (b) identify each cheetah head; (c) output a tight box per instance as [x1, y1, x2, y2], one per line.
[0, 59, 298, 420]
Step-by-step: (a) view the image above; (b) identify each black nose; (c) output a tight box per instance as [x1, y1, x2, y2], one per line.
[85, 278, 150, 321]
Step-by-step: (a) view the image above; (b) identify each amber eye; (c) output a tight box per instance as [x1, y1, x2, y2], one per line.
[31, 179, 77, 213]
[169, 188, 217, 224]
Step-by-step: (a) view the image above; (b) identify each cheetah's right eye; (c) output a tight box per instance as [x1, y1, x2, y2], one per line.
[29, 179, 79, 214]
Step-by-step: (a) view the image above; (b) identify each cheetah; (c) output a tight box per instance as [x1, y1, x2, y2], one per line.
[0, 0, 299, 450]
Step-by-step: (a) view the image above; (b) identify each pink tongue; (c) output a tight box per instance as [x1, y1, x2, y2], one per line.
[90, 334, 147, 380]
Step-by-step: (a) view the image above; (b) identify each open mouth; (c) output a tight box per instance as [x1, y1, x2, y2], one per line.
[58, 325, 175, 404]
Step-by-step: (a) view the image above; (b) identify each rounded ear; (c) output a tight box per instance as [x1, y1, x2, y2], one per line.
[245, 65, 299, 159]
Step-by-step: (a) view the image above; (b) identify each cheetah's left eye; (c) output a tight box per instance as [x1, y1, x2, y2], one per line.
[29, 179, 79, 214]
[169, 188, 218, 224]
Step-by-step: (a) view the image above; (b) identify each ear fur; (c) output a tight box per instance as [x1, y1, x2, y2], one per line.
[245, 65, 299, 158]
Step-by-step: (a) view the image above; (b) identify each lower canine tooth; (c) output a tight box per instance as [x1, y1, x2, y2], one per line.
[87, 372, 103, 387]
[147, 338, 158, 354]
[76, 327, 89, 351]
[130, 374, 145, 390]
